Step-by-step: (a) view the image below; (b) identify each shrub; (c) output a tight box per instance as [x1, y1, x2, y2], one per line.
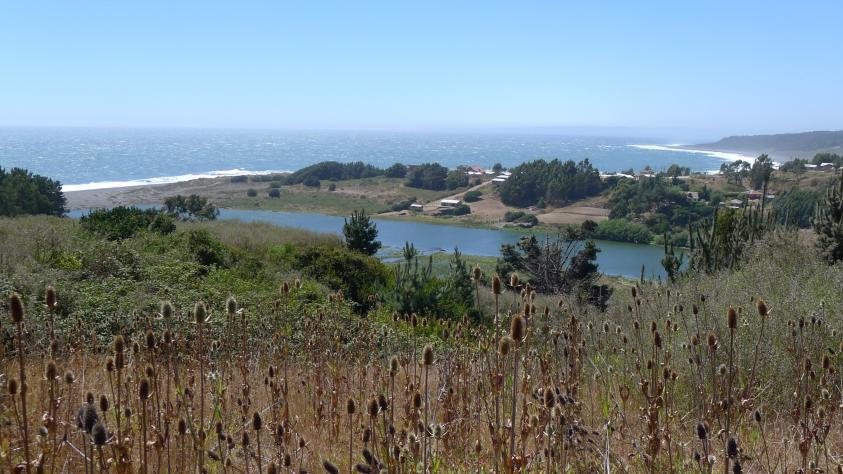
[441, 204, 470, 216]
[498, 159, 602, 207]
[390, 198, 417, 212]
[230, 175, 248, 183]
[328, 183, 337, 191]
[504, 210, 526, 222]
[445, 170, 469, 190]
[463, 190, 482, 202]
[268, 188, 281, 198]
[343, 209, 381, 255]
[80, 207, 176, 240]
[0, 167, 66, 217]
[406, 163, 449, 190]
[590, 218, 653, 244]
[246, 188, 258, 197]
[269, 182, 282, 189]
[302, 176, 321, 188]
[292, 244, 389, 311]
[385, 163, 407, 178]
[163, 194, 219, 221]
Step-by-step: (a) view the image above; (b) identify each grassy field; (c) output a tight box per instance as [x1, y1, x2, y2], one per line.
[3, 211, 843, 473]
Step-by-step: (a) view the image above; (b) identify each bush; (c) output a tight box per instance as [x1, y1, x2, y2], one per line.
[390, 198, 417, 212]
[441, 204, 470, 216]
[385, 163, 407, 178]
[246, 188, 258, 197]
[269, 182, 282, 189]
[445, 170, 469, 190]
[292, 244, 389, 311]
[230, 175, 248, 183]
[80, 207, 176, 240]
[328, 183, 337, 191]
[498, 159, 603, 207]
[163, 194, 219, 221]
[302, 176, 321, 188]
[287, 161, 383, 184]
[463, 190, 482, 202]
[268, 189, 281, 198]
[406, 163, 449, 190]
[590, 218, 653, 244]
[0, 167, 66, 217]
[504, 210, 526, 222]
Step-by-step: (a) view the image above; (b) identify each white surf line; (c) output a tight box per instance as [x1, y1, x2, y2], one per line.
[61, 168, 290, 192]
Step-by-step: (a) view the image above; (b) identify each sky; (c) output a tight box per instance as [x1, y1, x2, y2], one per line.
[1, 1, 841, 138]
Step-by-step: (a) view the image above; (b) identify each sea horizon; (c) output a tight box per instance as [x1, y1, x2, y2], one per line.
[0, 127, 753, 192]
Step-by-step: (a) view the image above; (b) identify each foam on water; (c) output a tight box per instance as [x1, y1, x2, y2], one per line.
[62, 169, 289, 192]
[627, 144, 754, 162]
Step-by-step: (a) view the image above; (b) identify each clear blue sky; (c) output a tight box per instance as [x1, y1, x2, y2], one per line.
[1, 1, 841, 137]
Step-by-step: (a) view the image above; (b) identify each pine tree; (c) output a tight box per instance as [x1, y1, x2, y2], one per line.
[813, 171, 843, 264]
[343, 209, 381, 256]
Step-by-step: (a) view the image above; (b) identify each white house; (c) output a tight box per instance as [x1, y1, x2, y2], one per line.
[409, 203, 424, 211]
[440, 199, 461, 207]
[491, 178, 507, 183]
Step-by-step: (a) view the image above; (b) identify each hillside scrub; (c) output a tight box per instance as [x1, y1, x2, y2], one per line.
[2, 224, 843, 472]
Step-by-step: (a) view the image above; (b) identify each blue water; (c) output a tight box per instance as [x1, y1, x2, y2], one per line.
[0, 128, 746, 190]
[216, 209, 670, 280]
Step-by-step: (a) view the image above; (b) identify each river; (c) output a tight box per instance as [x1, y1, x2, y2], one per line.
[215, 209, 671, 280]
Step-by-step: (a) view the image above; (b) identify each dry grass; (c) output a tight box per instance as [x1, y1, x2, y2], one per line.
[3, 260, 843, 474]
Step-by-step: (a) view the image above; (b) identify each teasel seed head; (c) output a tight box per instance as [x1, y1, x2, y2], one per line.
[45, 286, 57, 310]
[77, 403, 99, 433]
[99, 394, 109, 413]
[252, 412, 262, 431]
[707, 331, 718, 350]
[322, 460, 339, 474]
[754, 410, 762, 423]
[492, 274, 502, 295]
[756, 299, 768, 317]
[498, 336, 511, 356]
[241, 431, 250, 446]
[413, 392, 422, 409]
[145, 329, 156, 350]
[346, 398, 356, 415]
[727, 437, 738, 458]
[267, 462, 278, 474]
[178, 418, 187, 436]
[422, 344, 434, 366]
[727, 306, 737, 329]
[389, 356, 400, 376]
[473, 264, 482, 282]
[113, 335, 125, 354]
[160, 301, 173, 320]
[696, 422, 707, 440]
[9, 292, 24, 323]
[544, 386, 555, 408]
[92, 421, 108, 446]
[8, 378, 18, 395]
[64, 371, 75, 385]
[510, 315, 525, 343]
[368, 398, 379, 418]
[139, 378, 151, 400]
[194, 301, 207, 325]
[45, 360, 58, 380]
[226, 296, 237, 315]
[509, 273, 519, 288]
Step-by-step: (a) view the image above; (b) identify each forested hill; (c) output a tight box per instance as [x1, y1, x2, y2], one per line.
[694, 130, 843, 157]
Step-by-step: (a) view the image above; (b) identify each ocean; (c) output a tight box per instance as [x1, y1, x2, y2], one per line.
[0, 127, 751, 191]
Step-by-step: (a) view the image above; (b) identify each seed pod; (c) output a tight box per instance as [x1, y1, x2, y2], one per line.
[510, 273, 519, 288]
[139, 379, 151, 400]
[92, 422, 108, 445]
[727, 306, 737, 329]
[8, 378, 18, 395]
[756, 299, 768, 317]
[696, 422, 707, 440]
[727, 437, 738, 458]
[145, 330, 156, 350]
[347, 398, 356, 415]
[252, 412, 262, 431]
[544, 387, 555, 408]
[9, 292, 24, 323]
[63, 371, 75, 385]
[45, 286, 57, 310]
[492, 274, 502, 295]
[113, 335, 125, 354]
[194, 302, 207, 324]
[473, 265, 482, 282]
[99, 394, 109, 413]
[389, 356, 400, 376]
[45, 360, 58, 380]
[368, 398, 379, 418]
[77, 403, 99, 433]
[510, 315, 525, 343]
[499, 336, 511, 356]
[322, 460, 339, 474]
[160, 301, 173, 320]
[226, 296, 237, 315]
[422, 344, 434, 366]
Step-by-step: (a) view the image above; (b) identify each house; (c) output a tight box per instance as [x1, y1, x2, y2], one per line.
[491, 178, 507, 183]
[501, 171, 512, 177]
[467, 165, 484, 173]
[817, 162, 837, 171]
[409, 203, 424, 211]
[685, 192, 699, 201]
[495, 174, 509, 180]
[726, 198, 743, 209]
[484, 170, 496, 175]
[440, 199, 461, 207]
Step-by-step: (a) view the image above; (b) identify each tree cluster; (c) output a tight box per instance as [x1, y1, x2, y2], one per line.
[0, 167, 66, 217]
[497, 159, 602, 207]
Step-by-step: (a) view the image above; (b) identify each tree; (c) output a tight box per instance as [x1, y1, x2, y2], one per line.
[498, 223, 610, 308]
[813, 171, 843, 264]
[406, 163, 449, 190]
[163, 194, 219, 221]
[385, 163, 407, 178]
[750, 154, 774, 189]
[343, 209, 381, 256]
[720, 160, 750, 186]
[445, 169, 468, 190]
[0, 167, 66, 217]
[498, 158, 603, 207]
[492, 163, 504, 173]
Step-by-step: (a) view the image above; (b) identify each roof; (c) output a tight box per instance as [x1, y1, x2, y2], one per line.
[495, 175, 509, 179]
[409, 203, 424, 208]
[440, 199, 461, 205]
[492, 178, 507, 182]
